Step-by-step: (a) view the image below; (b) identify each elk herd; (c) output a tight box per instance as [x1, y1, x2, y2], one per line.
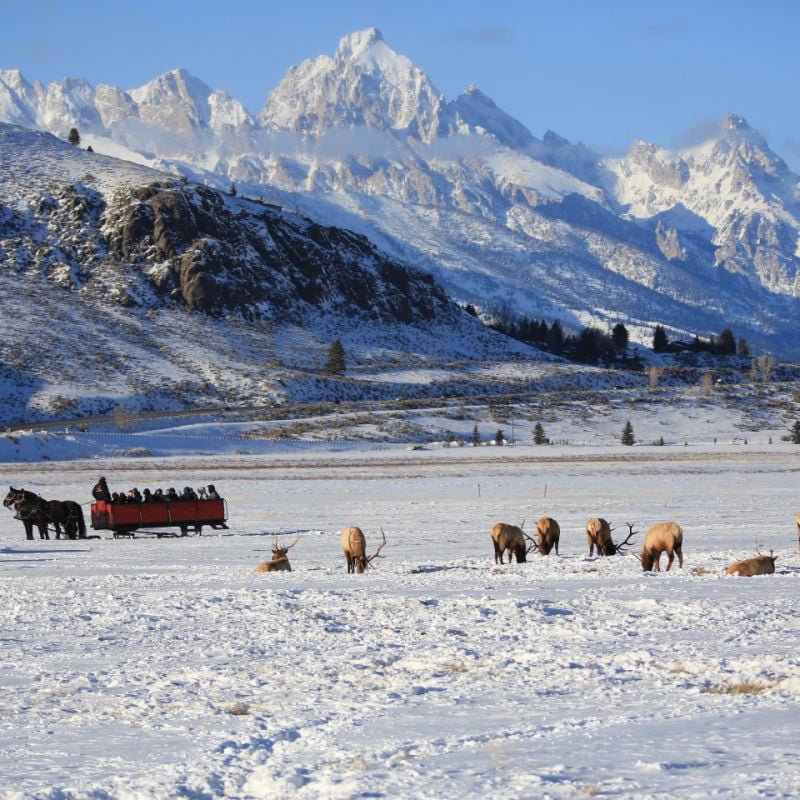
[252, 514, 798, 577]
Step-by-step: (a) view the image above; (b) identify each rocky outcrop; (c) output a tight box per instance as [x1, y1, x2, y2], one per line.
[101, 181, 453, 321]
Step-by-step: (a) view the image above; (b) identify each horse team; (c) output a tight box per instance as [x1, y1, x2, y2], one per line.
[4, 487, 86, 540]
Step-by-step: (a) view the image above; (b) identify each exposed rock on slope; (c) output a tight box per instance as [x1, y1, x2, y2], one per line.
[103, 182, 452, 321]
[0, 125, 452, 324]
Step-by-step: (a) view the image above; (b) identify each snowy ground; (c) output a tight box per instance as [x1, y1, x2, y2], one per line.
[1, 441, 799, 799]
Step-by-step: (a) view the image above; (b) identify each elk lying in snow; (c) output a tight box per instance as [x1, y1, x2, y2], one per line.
[340, 526, 387, 573]
[640, 522, 683, 572]
[726, 552, 778, 576]
[536, 516, 560, 555]
[586, 518, 637, 556]
[254, 536, 300, 573]
[491, 522, 527, 564]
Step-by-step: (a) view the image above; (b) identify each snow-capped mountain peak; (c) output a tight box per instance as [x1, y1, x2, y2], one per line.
[336, 26, 385, 60]
[129, 68, 213, 130]
[447, 83, 536, 149]
[260, 27, 446, 141]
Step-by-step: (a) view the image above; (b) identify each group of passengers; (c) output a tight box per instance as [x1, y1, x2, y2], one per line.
[92, 477, 220, 504]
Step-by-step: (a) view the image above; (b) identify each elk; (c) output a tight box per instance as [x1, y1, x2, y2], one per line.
[726, 552, 778, 577]
[586, 518, 637, 556]
[490, 522, 527, 564]
[640, 522, 683, 572]
[340, 526, 387, 573]
[254, 536, 299, 573]
[536, 516, 560, 556]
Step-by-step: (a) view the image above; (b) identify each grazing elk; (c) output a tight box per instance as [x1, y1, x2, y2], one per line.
[586, 517, 637, 556]
[536, 516, 560, 556]
[490, 522, 527, 564]
[726, 551, 778, 577]
[340, 526, 387, 573]
[254, 536, 300, 573]
[640, 521, 683, 572]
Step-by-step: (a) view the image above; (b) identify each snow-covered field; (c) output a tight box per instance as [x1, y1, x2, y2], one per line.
[2, 440, 799, 799]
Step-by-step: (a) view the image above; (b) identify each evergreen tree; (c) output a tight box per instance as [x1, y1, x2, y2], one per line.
[611, 323, 629, 351]
[791, 420, 800, 445]
[575, 328, 596, 363]
[652, 325, 668, 352]
[546, 320, 564, 354]
[533, 422, 548, 445]
[471, 424, 480, 447]
[229, 182, 237, 196]
[621, 420, 635, 446]
[494, 429, 505, 446]
[324, 339, 346, 375]
[68, 127, 80, 147]
[737, 337, 751, 358]
[715, 328, 736, 355]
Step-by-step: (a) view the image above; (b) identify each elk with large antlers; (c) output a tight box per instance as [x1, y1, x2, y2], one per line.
[491, 522, 527, 564]
[340, 526, 387, 573]
[536, 516, 560, 556]
[254, 536, 300, 573]
[640, 521, 683, 572]
[586, 518, 637, 556]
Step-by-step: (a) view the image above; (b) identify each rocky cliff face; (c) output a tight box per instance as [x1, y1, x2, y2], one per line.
[101, 181, 450, 321]
[0, 125, 452, 326]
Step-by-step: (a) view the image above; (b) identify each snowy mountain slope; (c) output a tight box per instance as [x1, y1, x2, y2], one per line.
[2, 123, 597, 426]
[2, 30, 800, 359]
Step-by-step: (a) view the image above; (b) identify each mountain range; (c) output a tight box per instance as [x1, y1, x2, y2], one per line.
[1, 27, 800, 428]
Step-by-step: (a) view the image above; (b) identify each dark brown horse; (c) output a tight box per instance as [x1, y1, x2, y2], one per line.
[46, 499, 86, 539]
[3, 488, 86, 540]
[4, 487, 50, 540]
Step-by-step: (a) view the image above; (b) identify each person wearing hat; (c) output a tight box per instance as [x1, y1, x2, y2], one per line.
[92, 476, 111, 502]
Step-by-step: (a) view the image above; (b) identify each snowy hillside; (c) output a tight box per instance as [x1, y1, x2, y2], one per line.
[3, 123, 603, 427]
[2, 30, 799, 359]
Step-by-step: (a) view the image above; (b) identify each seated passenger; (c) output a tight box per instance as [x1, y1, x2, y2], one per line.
[128, 488, 142, 503]
[142, 488, 154, 502]
[206, 484, 220, 499]
[152, 488, 166, 502]
[166, 487, 178, 501]
[181, 486, 197, 499]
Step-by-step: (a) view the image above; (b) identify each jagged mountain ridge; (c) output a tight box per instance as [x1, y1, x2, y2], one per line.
[2, 28, 800, 357]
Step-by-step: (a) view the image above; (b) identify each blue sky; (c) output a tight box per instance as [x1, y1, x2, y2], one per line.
[3, 0, 798, 169]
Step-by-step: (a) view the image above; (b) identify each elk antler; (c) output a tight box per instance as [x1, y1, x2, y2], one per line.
[366, 528, 387, 566]
[615, 522, 638, 554]
[524, 531, 539, 555]
[283, 535, 301, 551]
